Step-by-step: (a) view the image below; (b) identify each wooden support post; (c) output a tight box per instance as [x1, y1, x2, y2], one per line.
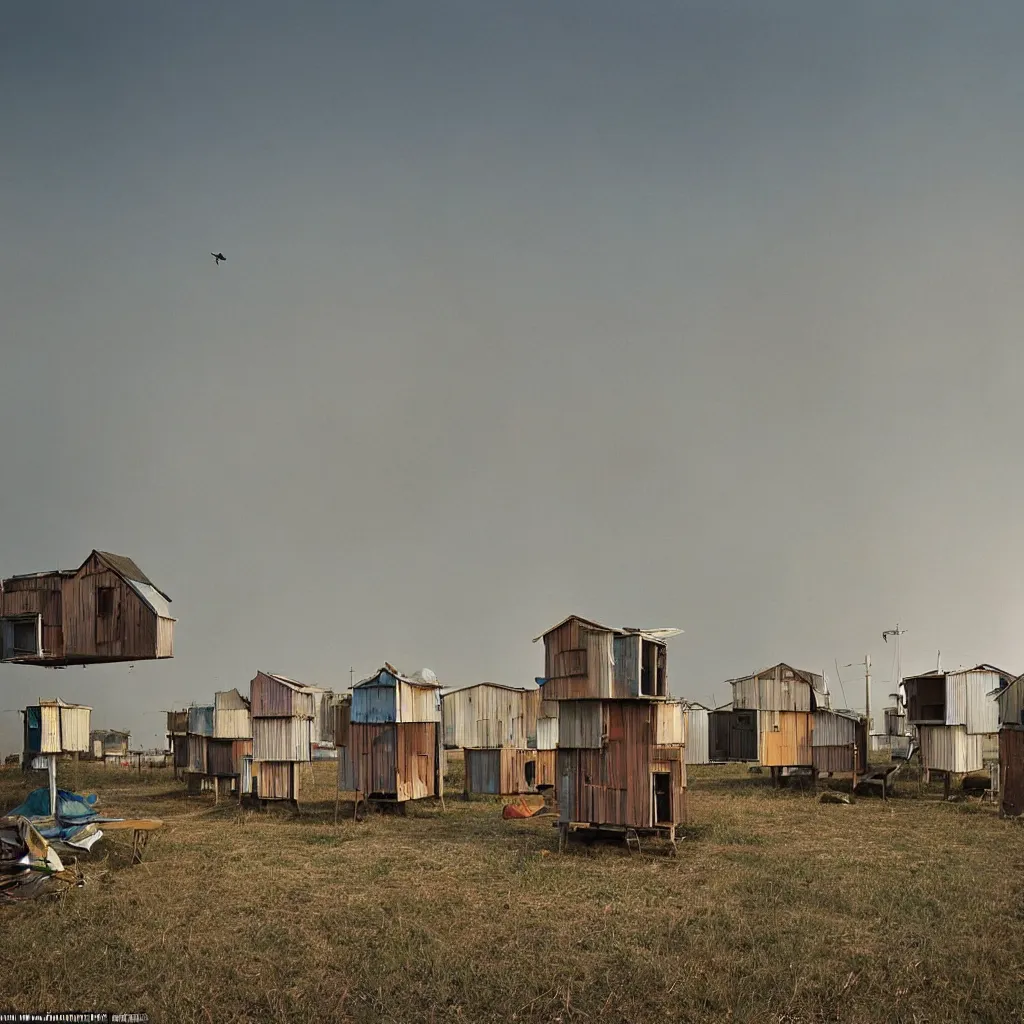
[943, 772, 951, 801]
[48, 755, 58, 817]
[852, 744, 858, 799]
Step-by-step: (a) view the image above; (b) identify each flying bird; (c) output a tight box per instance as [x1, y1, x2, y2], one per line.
[211, 252, 226, 265]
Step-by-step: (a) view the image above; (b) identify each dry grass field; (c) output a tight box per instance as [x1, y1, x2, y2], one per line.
[1, 758, 1022, 1024]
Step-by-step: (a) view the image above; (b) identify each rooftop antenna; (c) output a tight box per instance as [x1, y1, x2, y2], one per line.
[936, 650, 941, 673]
[349, 666, 354, 691]
[882, 623, 907, 709]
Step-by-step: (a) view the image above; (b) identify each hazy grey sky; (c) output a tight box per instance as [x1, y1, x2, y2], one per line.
[3, 2, 1024, 750]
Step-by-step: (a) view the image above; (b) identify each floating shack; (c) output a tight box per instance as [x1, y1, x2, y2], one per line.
[1, 550, 174, 666]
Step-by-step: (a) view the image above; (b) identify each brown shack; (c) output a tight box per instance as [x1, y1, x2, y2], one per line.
[534, 616, 686, 851]
[996, 673, 1024, 816]
[339, 665, 443, 804]
[1, 550, 174, 666]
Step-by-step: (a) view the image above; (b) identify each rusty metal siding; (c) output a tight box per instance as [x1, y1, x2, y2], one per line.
[557, 702, 685, 829]
[683, 707, 710, 764]
[253, 717, 312, 761]
[1000, 728, 1024, 817]
[206, 738, 251, 776]
[343, 722, 439, 801]
[557, 701, 604, 748]
[586, 628, 614, 699]
[257, 761, 297, 800]
[918, 725, 983, 773]
[250, 672, 316, 718]
[334, 698, 352, 747]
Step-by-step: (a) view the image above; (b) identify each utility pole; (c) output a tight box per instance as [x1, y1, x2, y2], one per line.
[882, 623, 907, 711]
[349, 666, 354, 691]
[865, 654, 871, 734]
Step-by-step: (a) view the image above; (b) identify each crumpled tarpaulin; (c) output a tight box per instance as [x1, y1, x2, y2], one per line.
[502, 796, 546, 819]
[0, 816, 84, 904]
[6, 788, 124, 849]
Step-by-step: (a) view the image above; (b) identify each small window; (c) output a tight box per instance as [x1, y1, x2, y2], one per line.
[97, 587, 115, 618]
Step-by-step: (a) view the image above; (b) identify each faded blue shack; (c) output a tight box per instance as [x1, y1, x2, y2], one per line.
[340, 665, 444, 803]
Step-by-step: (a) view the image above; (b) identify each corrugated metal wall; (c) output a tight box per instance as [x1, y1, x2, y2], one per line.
[250, 673, 316, 718]
[213, 690, 252, 739]
[812, 711, 859, 747]
[351, 683, 397, 724]
[731, 666, 814, 712]
[40, 705, 61, 753]
[442, 685, 534, 748]
[257, 761, 296, 800]
[918, 725, 983, 773]
[465, 748, 501, 794]
[684, 708, 710, 764]
[536, 714, 559, 750]
[557, 701, 604, 748]
[397, 681, 441, 724]
[1000, 728, 1024, 817]
[253, 717, 312, 761]
[613, 634, 641, 698]
[187, 734, 208, 774]
[998, 681, 1024, 729]
[207, 738, 252, 776]
[342, 722, 439, 800]
[654, 702, 685, 746]
[759, 711, 812, 767]
[586, 629, 614, 699]
[188, 705, 214, 737]
[557, 703, 685, 828]
[956, 670, 1001, 734]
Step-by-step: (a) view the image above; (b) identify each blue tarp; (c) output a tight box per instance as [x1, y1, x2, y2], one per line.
[5, 788, 123, 842]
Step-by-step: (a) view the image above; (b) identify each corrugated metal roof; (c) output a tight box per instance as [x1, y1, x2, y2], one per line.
[94, 551, 154, 587]
[260, 672, 322, 694]
[355, 664, 443, 690]
[532, 615, 682, 644]
[127, 579, 174, 619]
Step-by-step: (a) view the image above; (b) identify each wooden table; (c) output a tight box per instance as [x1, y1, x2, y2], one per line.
[100, 819, 164, 864]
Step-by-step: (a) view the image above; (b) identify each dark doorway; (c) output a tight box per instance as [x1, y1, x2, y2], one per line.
[524, 759, 536, 789]
[652, 772, 672, 824]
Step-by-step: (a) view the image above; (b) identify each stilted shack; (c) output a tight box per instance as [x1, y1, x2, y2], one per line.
[534, 616, 686, 852]
[339, 665, 443, 805]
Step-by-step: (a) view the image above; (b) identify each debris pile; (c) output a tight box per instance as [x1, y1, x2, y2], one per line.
[6, 788, 122, 853]
[0, 816, 83, 904]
